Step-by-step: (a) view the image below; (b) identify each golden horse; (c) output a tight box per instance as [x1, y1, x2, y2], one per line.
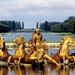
[13, 36, 31, 64]
[0, 36, 12, 62]
[50, 36, 75, 64]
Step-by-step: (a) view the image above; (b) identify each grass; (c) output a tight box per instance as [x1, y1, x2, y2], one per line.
[5, 40, 14, 43]
[5, 40, 29, 43]
[5, 40, 61, 43]
[44, 40, 61, 43]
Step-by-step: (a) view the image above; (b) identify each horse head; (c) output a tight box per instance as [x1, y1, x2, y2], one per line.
[61, 36, 75, 45]
[14, 35, 25, 45]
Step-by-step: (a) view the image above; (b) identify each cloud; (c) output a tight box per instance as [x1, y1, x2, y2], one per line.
[0, 0, 75, 28]
[0, 0, 75, 16]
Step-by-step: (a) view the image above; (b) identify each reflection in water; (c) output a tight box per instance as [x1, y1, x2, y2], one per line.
[46, 65, 69, 75]
[58, 66, 69, 75]
[0, 64, 75, 75]
[0, 66, 8, 75]
[0, 50, 75, 75]
[14, 66, 26, 75]
[31, 63, 44, 75]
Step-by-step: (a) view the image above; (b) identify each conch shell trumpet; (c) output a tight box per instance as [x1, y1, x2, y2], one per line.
[37, 48, 45, 63]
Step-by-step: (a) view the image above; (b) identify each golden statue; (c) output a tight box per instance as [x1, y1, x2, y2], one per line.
[13, 36, 31, 64]
[27, 38, 36, 54]
[29, 29, 60, 66]
[50, 36, 75, 64]
[32, 28, 44, 49]
[0, 35, 12, 63]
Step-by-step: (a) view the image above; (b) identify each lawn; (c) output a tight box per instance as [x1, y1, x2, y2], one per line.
[5, 40, 61, 43]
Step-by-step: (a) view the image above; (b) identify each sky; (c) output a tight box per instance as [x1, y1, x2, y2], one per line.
[0, 0, 75, 28]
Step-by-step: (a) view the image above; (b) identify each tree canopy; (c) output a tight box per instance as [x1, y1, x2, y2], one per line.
[0, 21, 22, 32]
[39, 16, 75, 33]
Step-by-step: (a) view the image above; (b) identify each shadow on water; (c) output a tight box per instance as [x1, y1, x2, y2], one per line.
[0, 62, 75, 75]
[0, 45, 75, 75]
[0, 64, 75, 75]
[32, 62, 44, 70]
[0, 49, 73, 75]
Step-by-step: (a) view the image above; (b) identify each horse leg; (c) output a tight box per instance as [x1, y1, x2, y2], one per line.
[24, 54, 31, 63]
[44, 54, 60, 66]
[14, 59, 18, 64]
[50, 53, 60, 63]
[63, 57, 69, 64]
[7, 56, 12, 63]
[44, 59, 47, 65]
[72, 56, 75, 63]
[63, 57, 67, 64]
[63, 57, 65, 64]
[18, 57, 21, 65]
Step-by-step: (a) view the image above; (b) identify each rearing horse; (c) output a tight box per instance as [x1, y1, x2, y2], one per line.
[13, 36, 31, 64]
[50, 36, 75, 63]
[0, 35, 12, 62]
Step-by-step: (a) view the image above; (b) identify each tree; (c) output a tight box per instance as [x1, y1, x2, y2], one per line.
[15, 22, 21, 30]
[40, 23, 44, 30]
[0, 23, 10, 32]
[36, 22, 39, 28]
[70, 19, 75, 33]
[22, 22, 24, 29]
[44, 21, 48, 31]
[12, 21, 16, 31]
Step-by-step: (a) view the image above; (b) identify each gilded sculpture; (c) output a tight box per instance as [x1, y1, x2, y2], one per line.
[0, 35, 12, 63]
[29, 29, 60, 66]
[0, 29, 75, 67]
[13, 35, 30, 64]
[50, 36, 75, 64]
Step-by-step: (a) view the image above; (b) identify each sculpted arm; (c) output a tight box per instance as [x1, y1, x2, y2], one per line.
[32, 34, 36, 46]
[41, 34, 44, 44]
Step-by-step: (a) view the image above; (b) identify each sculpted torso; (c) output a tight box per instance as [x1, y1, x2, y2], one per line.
[33, 33, 43, 47]
[35, 33, 42, 42]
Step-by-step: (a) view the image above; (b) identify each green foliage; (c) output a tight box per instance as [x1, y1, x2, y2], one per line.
[36, 22, 39, 28]
[0, 20, 22, 32]
[12, 21, 16, 31]
[22, 22, 24, 29]
[15, 22, 21, 30]
[0, 23, 10, 32]
[5, 40, 28, 43]
[70, 19, 75, 33]
[40, 16, 75, 33]
[40, 21, 60, 31]
[5, 40, 60, 43]
[44, 40, 61, 43]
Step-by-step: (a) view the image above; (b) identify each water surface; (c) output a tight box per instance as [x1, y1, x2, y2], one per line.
[2, 32, 64, 40]
[1, 32, 75, 75]
[0, 49, 72, 75]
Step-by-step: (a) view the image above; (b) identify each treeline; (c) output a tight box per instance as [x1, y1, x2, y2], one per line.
[39, 16, 75, 33]
[0, 21, 24, 32]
